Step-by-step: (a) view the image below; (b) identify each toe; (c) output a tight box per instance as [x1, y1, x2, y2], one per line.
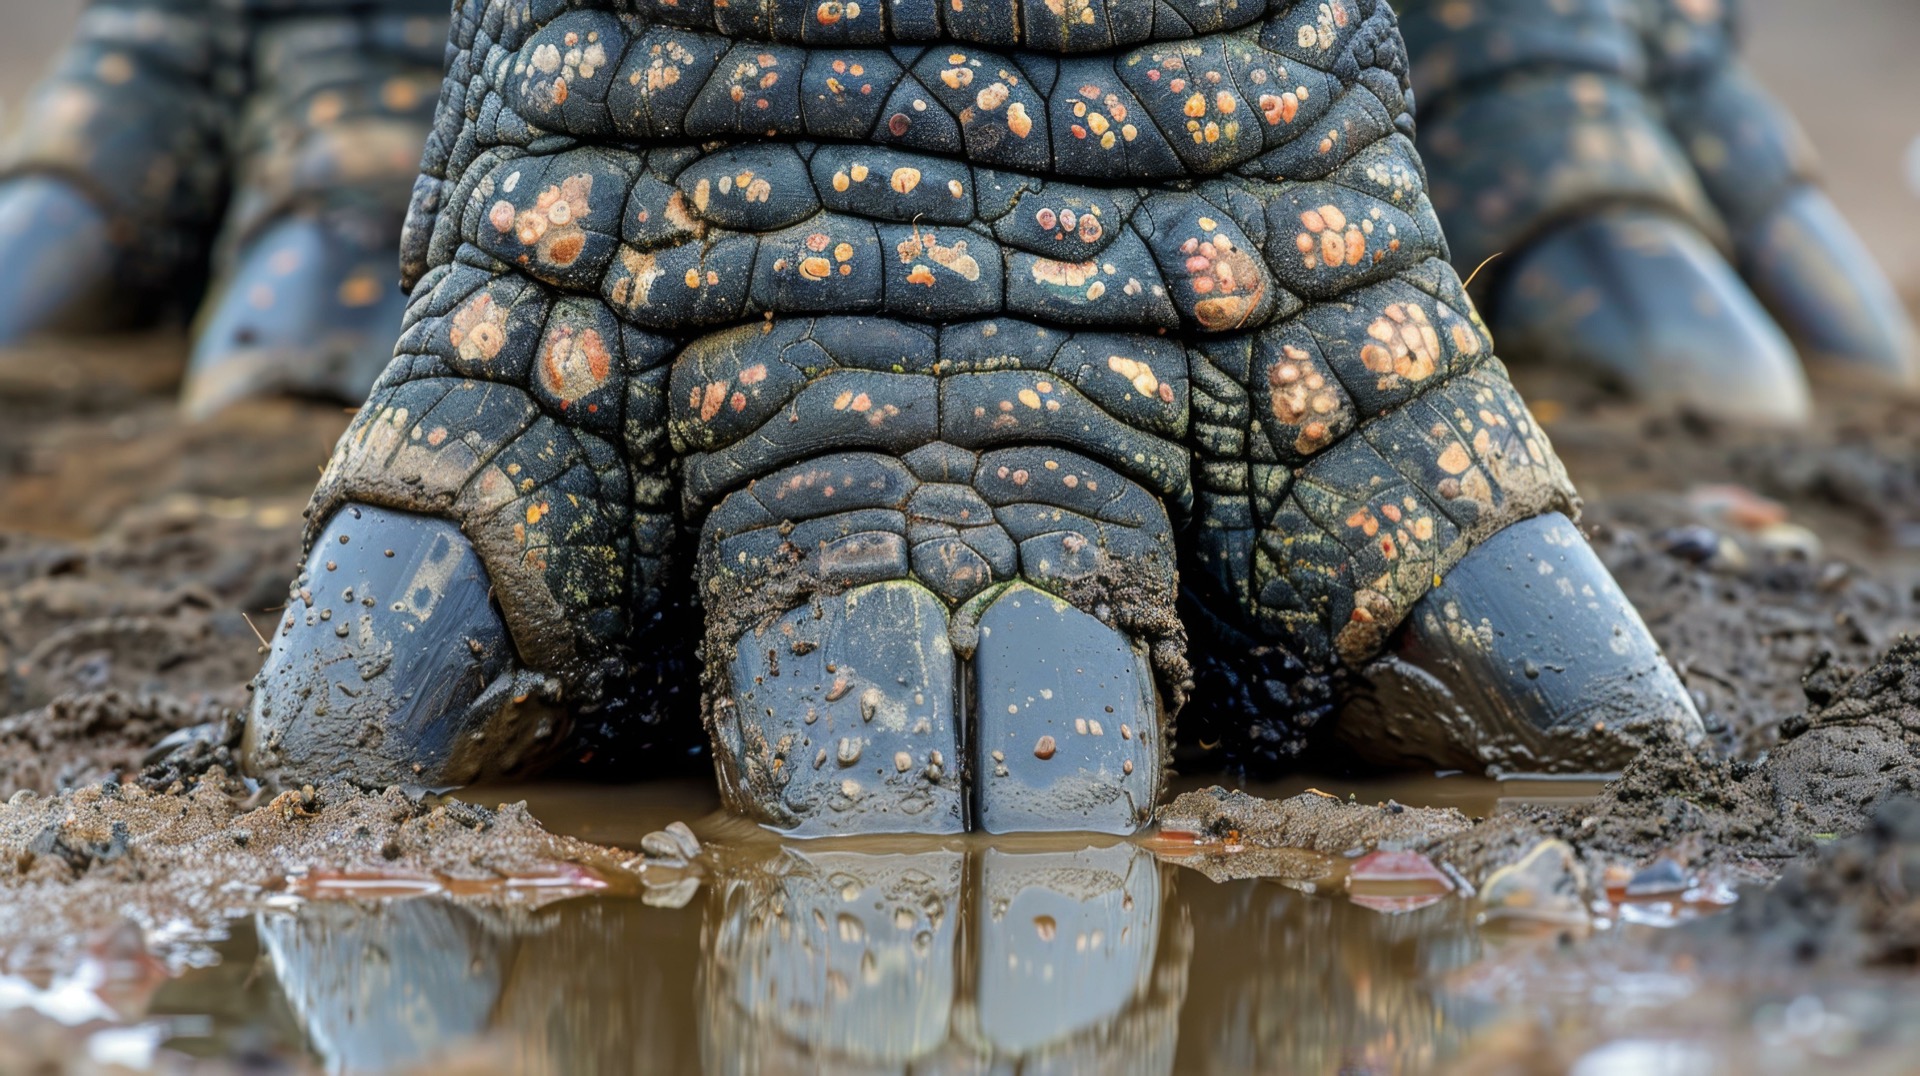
[243, 503, 557, 789]
[0, 177, 126, 344]
[970, 583, 1162, 835]
[1492, 210, 1810, 425]
[1736, 187, 1920, 389]
[1338, 512, 1704, 776]
[183, 215, 406, 419]
[713, 580, 966, 836]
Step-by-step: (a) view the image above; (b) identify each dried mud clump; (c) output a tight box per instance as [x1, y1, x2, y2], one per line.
[1159, 786, 1473, 854]
[0, 499, 302, 797]
[0, 773, 644, 971]
[1665, 796, 1920, 971]
[1588, 509, 1919, 757]
[1429, 635, 1920, 889]
[1767, 637, 1920, 836]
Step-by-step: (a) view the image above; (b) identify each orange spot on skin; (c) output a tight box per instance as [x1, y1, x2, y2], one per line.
[1007, 102, 1033, 138]
[449, 294, 507, 363]
[338, 274, 382, 308]
[545, 233, 586, 265]
[540, 326, 613, 404]
[700, 381, 728, 422]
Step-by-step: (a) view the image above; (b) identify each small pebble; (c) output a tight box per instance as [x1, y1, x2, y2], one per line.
[1478, 839, 1589, 926]
[1655, 525, 1722, 565]
[1034, 735, 1056, 760]
[1624, 857, 1689, 897]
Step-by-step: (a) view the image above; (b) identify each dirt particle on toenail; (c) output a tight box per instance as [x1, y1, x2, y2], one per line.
[1034, 735, 1057, 760]
[825, 678, 851, 701]
[894, 751, 911, 772]
[1034, 915, 1056, 940]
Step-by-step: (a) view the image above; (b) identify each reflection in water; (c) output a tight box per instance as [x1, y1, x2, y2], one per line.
[1177, 879, 1488, 1075]
[703, 843, 1188, 1073]
[252, 840, 1492, 1074]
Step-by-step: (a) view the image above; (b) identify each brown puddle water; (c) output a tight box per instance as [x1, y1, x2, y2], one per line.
[6, 772, 1702, 1074]
[14, 773, 1920, 1074]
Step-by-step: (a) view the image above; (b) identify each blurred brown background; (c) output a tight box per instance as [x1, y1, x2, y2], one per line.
[0, 0, 1913, 292]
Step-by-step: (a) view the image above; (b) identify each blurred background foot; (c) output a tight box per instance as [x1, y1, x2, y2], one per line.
[1398, 0, 1919, 424]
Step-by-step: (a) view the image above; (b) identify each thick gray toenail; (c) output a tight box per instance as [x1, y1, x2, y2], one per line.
[0, 178, 121, 343]
[1339, 513, 1704, 776]
[244, 504, 555, 788]
[717, 581, 964, 836]
[972, 584, 1160, 835]
[1493, 211, 1808, 425]
[184, 215, 408, 417]
[1738, 188, 1920, 387]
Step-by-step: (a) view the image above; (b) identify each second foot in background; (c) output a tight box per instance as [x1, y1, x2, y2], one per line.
[1399, 0, 1919, 424]
[0, 0, 446, 418]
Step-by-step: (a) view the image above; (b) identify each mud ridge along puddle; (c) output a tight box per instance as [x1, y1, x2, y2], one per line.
[0, 771, 1793, 1074]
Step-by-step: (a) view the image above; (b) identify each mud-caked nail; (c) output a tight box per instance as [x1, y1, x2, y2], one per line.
[971, 584, 1161, 835]
[712, 580, 965, 836]
[242, 503, 558, 789]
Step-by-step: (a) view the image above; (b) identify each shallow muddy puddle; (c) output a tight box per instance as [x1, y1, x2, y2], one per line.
[0, 771, 1780, 1074]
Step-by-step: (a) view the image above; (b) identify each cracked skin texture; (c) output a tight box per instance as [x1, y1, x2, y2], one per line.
[303, 0, 1577, 779]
